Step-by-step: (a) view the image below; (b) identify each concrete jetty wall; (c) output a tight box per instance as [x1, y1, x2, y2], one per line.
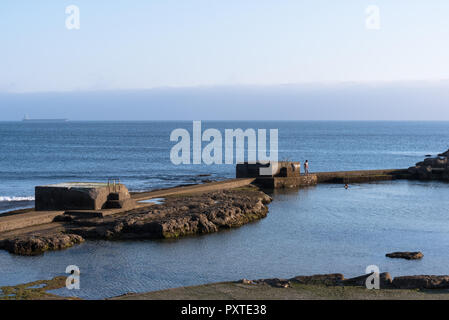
[35, 182, 133, 211]
[315, 169, 411, 183]
[254, 175, 317, 188]
[0, 178, 256, 234]
[252, 169, 410, 187]
[0, 170, 413, 234]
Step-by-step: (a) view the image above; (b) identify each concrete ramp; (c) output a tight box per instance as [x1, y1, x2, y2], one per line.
[0, 210, 64, 233]
[132, 178, 256, 201]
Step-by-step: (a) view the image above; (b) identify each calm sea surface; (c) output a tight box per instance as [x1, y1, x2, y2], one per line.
[1, 121, 449, 298]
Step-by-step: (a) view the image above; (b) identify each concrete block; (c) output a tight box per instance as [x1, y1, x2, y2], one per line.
[35, 182, 131, 211]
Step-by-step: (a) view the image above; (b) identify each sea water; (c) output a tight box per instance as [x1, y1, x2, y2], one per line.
[1, 121, 449, 298]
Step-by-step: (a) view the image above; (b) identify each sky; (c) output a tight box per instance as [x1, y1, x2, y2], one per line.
[0, 1, 449, 119]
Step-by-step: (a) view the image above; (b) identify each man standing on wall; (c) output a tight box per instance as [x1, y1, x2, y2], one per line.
[304, 160, 309, 175]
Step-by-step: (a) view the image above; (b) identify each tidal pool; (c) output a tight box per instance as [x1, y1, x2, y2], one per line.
[1, 180, 449, 299]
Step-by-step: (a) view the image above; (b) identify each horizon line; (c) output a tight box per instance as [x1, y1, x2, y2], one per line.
[2, 79, 449, 95]
[3, 120, 449, 122]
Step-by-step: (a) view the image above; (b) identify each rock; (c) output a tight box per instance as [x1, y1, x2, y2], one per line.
[68, 189, 272, 240]
[438, 150, 449, 157]
[253, 278, 291, 288]
[200, 179, 216, 183]
[289, 274, 344, 286]
[408, 150, 449, 180]
[240, 279, 253, 285]
[288, 273, 392, 288]
[0, 233, 84, 256]
[342, 272, 393, 288]
[392, 275, 449, 289]
[1, 188, 272, 255]
[239, 272, 449, 291]
[386, 251, 423, 260]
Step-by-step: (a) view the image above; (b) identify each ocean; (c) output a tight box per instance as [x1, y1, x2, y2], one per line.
[1, 120, 448, 213]
[1, 121, 449, 298]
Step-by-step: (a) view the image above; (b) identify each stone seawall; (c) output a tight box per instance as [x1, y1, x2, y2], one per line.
[0, 170, 414, 236]
[315, 169, 410, 183]
[0, 179, 256, 234]
[0, 210, 64, 233]
[255, 175, 318, 188]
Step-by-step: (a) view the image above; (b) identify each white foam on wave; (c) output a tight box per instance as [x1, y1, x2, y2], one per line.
[0, 196, 35, 202]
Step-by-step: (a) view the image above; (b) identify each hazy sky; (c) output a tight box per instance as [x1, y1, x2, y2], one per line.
[0, 82, 448, 120]
[1, 1, 449, 120]
[1, 0, 449, 93]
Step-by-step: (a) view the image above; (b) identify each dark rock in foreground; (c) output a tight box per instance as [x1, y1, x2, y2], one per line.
[342, 272, 393, 288]
[290, 273, 344, 286]
[252, 278, 291, 288]
[239, 272, 449, 291]
[0, 276, 74, 300]
[0, 234, 84, 256]
[392, 275, 449, 289]
[386, 251, 423, 260]
[246, 273, 392, 289]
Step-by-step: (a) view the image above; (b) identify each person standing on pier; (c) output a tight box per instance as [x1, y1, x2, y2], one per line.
[304, 160, 309, 175]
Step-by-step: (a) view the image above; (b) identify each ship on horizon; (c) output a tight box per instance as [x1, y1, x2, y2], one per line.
[22, 115, 68, 122]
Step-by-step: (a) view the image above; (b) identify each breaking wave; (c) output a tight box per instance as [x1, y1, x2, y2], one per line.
[0, 196, 35, 202]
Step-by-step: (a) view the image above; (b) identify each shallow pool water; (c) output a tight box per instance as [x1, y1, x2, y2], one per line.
[2, 180, 449, 299]
[137, 198, 165, 204]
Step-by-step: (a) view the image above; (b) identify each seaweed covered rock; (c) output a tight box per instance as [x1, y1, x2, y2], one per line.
[392, 275, 449, 289]
[408, 149, 449, 180]
[342, 272, 393, 288]
[252, 278, 291, 288]
[290, 274, 345, 286]
[0, 233, 84, 256]
[386, 251, 423, 260]
[67, 188, 272, 240]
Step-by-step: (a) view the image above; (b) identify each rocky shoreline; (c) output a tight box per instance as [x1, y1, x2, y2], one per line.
[0, 234, 84, 256]
[0, 187, 272, 256]
[112, 272, 449, 300]
[239, 272, 449, 290]
[6, 271, 449, 300]
[408, 148, 449, 180]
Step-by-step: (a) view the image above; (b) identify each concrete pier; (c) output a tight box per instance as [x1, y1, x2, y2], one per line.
[0, 178, 255, 234]
[315, 169, 410, 183]
[254, 175, 317, 188]
[236, 161, 317, 188]
[0, 210, 64, 233]
[35, 182, 133, 211]
[0, 169, 413, 234]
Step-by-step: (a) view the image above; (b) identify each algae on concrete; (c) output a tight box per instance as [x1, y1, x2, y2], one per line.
[0, 276, 78, 300]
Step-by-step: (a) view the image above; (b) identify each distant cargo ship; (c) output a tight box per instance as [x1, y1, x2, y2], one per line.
[22, 115, 68, 122]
